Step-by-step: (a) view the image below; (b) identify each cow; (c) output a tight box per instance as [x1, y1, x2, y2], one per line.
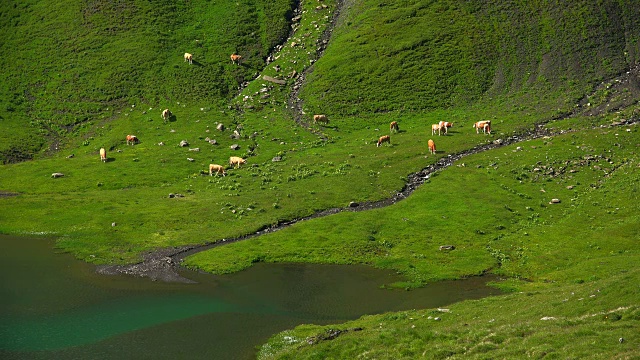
[161, 109, 172, 123]
[428, 139, 436, 154]
[229, 156, 246, 168]
[126, 135, 139, 145]
[439, 121, 453, 135]
[100, 148, 107, 162]
[473, 120, 491, 134]
[313, 114, 328, 124]
[431, 123, 441, 136]
[230, 53, 242, 64]
[184, 53, 193, 64]
[377, 135, 391, 147]
[390, 121, 399, 133]
[209, 164, 226, 177]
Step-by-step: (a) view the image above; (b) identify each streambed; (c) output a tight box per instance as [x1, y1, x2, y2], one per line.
[1, 235, 501, 359]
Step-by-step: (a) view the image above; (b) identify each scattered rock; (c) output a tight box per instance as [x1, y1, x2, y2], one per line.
[189, 148, 200, 152]
[158, 142, 165, 146]
[217, 123, 225, 131]
[549, 198, 561, 204]
[493, 139, 503, 145]
[263, 75, 286, 85]
[230, 144, 240, 150]
[168, 193, 185, 198]
[112, 222, 117, 227]
[349, 201, 359, 208]
[179, 140, 189, 147]
[567, 185, 574, 190]
[187, 158, 194, 162]
[51, 173, 64, 178]
[439, 245, 455, 251]
[66, 154, 74, 158]
[272, 156, 282, 162]
[209, 139, 218, 145]
[540, 316, 557, 321]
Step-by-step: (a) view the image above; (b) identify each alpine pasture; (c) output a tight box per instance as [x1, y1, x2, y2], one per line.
[1, 0, 639, 358]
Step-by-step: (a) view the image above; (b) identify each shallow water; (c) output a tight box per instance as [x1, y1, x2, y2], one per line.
[0, 235, 501, 359]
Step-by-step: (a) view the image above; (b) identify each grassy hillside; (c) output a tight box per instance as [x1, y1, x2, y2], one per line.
[1, 0, 640, 358]
[301, 0, 640, 117]
[0, 0, 297, 163]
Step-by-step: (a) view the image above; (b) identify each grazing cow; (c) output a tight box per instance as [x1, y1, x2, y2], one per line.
[100, 148, 107, 162]
[473, 120, 491, 134]
[126, 135, 139, 145]
[229, 156, 246, 168]
[377, 135, 391, 147]
[390, 121, 399, 133]
[438, 121, 453, 135]
[161, 109, 172, 123]
[209, 164, 226, 177]
[230, 53, 242, 64]
[184, 53, 193, 64]
[313, 114, 328, 124]
[428, 139, 436, 154]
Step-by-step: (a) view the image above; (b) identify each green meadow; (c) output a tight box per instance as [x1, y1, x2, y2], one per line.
[1, 0, 639, 358]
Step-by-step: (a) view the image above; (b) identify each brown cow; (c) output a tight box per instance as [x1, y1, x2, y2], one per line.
[473, 120, 491, 134]
[377, 135, 391, 147]
[184, 53, 193, 64]
[126, 135, 139, 145]
[313, 114, 328, 124]
[100, 148, 107, 162]
[438, 121, 453, 135]
[428, 139, 436, 154]
[229, 156, 246, 169]
[230, 53, 242, 64]
[209, 164, 226, 177]
[390, 121, 399, 133]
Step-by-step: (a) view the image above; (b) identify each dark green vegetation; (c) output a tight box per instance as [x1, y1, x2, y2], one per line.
[1, 0, 639, 358]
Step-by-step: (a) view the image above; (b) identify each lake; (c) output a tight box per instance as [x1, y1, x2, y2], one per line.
[0, 235, 501, 359]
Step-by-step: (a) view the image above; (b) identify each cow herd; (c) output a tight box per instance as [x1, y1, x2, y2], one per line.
[373, 119, 493, 156]
[94, 52, 493, 181]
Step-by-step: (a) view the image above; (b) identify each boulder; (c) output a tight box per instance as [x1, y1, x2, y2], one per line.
[179, 140, 189, 147]
[51, 173, 64, 178]
[439, 245, 455, 251]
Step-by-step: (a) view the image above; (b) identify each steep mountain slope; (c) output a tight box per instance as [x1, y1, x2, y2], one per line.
[0, 0, 296, 163]
[301, 0, 640, 117]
